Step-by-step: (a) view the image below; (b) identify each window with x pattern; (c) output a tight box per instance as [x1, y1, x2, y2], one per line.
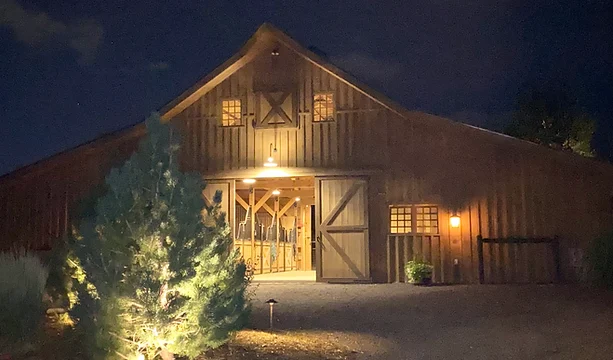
[313, 93, 335, 122]
[221, 99, 242, 126]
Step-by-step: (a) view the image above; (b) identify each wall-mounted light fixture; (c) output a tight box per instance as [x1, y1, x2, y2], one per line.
[243, 178, 256, 184]
[295, 197, 301, 202]
[272, 189, 281, 196]
[450, 213, 461, 228]
[264, 143, 278, 167]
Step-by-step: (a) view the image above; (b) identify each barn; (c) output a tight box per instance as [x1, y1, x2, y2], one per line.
[1, 23, 612, 284]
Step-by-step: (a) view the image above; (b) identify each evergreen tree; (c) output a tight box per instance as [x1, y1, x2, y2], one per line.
[505, 87, 596, 157]
[70, 113, 249, 360]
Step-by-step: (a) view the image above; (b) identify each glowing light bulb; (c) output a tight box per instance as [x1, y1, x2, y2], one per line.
[272, 189, 281, 196]
[450, 215, 461, 228]
[243, 178, 256, 184]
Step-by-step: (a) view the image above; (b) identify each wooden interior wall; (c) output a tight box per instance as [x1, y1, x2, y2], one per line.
[173, 41, 390, 174]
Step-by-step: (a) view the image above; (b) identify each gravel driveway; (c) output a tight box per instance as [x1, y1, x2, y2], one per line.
[249, 283, 613, 360]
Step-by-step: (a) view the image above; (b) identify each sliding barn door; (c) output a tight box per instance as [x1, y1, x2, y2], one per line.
[316, 177, 370, 282]
[202, 180, 235, 231]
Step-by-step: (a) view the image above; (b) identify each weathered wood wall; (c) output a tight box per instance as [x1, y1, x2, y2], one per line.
[173, 41, 389, 173]
[0, 127, 143, 251]
[383, 112, 613, 283]
[0, 35, 611, 285]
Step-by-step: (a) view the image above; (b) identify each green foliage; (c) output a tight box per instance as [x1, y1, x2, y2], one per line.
[404, 260, 433, 284]
[0, 252, 48, 343]
[586, 231, 613, 288]
[69, 113, 250, 360]
[505, 88, 595, 157]
[45, 184, 109, 310]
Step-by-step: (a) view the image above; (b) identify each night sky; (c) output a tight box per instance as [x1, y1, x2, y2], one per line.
[1, 0, 612, 175]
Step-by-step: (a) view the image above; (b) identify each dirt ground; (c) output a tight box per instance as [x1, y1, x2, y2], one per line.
[245, 283, 613, 360]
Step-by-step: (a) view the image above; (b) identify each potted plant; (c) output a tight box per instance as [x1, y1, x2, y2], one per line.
[404, 260, 433, 285]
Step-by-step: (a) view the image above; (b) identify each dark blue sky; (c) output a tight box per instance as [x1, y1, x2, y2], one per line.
[1, 0, 612, 175]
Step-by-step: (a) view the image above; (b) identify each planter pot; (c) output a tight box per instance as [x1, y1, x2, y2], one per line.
[409, 277, 432, 286]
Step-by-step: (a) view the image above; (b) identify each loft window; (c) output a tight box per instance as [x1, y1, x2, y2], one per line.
[221, 99, 242, 126]
[313, 93, 335, 122]
[389, 205, 439, 234]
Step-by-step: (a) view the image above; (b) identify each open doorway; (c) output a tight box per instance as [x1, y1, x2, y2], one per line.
[234, 176, 316, 282]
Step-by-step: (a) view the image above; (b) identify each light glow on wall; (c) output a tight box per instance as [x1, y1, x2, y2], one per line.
[450, 214, 461, 228]
[264, 157, 278, 167]
[257, 169, 290, 178]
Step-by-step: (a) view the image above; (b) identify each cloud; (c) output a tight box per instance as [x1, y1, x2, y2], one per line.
[0, 0, 103, 63]
[331, 52, 403, 85]
[148, 61, 170, 72]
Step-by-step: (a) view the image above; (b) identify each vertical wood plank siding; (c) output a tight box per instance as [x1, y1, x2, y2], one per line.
[384, 113, 613, 283]
[172, 48, 389, 174]
[0, 128, 143, 251]
[0, 39, 612, 285]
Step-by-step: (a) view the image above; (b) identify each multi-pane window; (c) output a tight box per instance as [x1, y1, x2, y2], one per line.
[390, 206, 412, 234]
[313, 93, 335, 122]
[389, 205, 439, 234]
[416, 206, 438, 234]
[221, 99, 242, 126]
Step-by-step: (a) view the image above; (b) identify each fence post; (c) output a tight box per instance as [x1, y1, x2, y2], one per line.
[552, 236, 562, 283]
[395, 236, 400, 283]
[386, 235, 392, 283]
[477, 235, 484, 284]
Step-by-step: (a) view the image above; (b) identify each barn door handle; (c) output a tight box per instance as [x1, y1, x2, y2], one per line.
[316, 236, 322, 243]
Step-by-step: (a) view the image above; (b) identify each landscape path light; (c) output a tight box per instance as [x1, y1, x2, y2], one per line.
[265, 298, 278, 330]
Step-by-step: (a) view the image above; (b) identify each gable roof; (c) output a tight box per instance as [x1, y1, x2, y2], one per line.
[159, 23, 613, 172]
[2, 23, 612, 183]
[160, 23, 408, 121]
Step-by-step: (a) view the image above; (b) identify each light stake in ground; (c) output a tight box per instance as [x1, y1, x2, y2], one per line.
[265, 299, 278, 330]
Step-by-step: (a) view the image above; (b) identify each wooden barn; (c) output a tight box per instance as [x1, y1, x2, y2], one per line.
[1, 24, 612, 284]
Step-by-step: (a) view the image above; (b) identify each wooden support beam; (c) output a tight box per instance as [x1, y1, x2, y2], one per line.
[254, 189, 274, 212]
[275, 197, 281, 273]
[235, 177, 315, 190]
[236, 194, 249, 210]
[249, 189, 258, 274]
[262, 203, 275, 216]
[278, 198, 296, 218]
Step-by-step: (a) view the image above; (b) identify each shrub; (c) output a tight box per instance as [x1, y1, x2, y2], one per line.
[70, 113, 250, 360]
[587, 231, 613, 288]
[0, 252, 48, 343]
[404, 260, 433, 284]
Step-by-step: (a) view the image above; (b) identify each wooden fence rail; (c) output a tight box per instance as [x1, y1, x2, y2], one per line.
[477, 235, 561, 284]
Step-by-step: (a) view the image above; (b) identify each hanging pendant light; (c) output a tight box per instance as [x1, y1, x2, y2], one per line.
[264, 143, 278, 167]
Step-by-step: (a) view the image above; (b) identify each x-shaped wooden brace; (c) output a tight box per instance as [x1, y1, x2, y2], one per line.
[319, 182, 367, 278]
[261, 91, 292, 126]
